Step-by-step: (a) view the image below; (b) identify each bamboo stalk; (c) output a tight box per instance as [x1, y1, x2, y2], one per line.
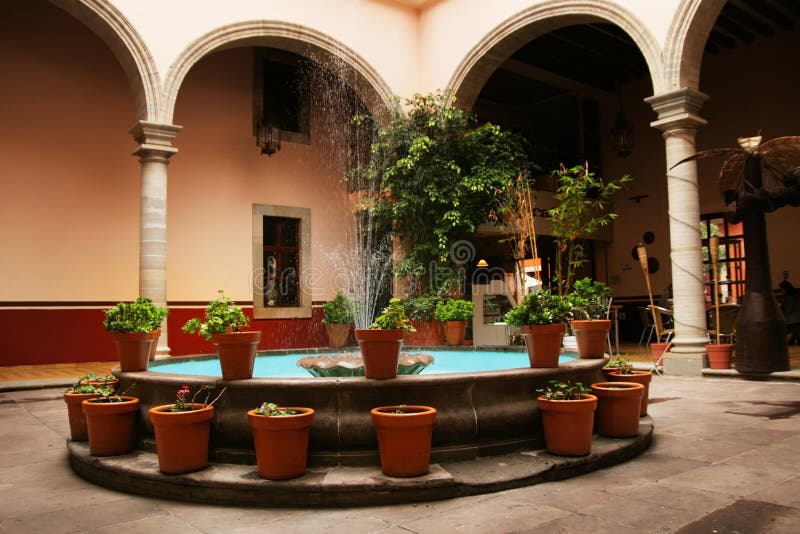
[637, 243, 658, 337]
[710, 236, 721, 343]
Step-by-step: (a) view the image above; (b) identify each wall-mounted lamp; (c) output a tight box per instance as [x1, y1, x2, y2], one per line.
[476, 259, 489, 268]
[256, 119, 281, 156]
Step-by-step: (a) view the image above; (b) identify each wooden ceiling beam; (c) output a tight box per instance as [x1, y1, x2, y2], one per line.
[741, 0, 795, 29]
[716, 14, 757, 42]
[500, 59, 614, 99]
[777, 0, 800, 17]
[708, 29, 738, 48]
[724, 2, 775, 36]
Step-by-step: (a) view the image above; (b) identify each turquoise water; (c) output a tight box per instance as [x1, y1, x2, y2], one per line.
[149, 350, 577, 378]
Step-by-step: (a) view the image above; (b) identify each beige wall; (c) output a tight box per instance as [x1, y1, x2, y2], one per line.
[0, 0, 140, 301]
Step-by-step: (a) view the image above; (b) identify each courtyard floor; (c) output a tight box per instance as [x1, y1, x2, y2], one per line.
[1, 372, 799, 532]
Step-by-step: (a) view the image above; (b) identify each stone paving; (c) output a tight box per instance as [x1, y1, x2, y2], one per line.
[1, 375, 799, 533]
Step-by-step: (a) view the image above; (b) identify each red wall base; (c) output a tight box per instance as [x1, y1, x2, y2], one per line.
[0, 307, 328, 366]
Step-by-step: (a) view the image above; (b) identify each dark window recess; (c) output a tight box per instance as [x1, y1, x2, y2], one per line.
[254, 48, 310, 138]
[701, 213, 745, 304]
[263, 216, 300, 307]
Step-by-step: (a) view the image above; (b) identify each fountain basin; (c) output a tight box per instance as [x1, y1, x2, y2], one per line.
[114, 350, 604, 466]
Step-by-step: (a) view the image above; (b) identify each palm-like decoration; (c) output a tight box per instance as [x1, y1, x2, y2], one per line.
[672, 135, 800, 375]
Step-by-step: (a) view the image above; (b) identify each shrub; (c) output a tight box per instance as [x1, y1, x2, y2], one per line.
[434, 299, 474, 322]
[182, 290, 250, 341]
[322, 292, 356, 324]
[370, 298, 415, 331]
[103, 297, 169, 333]
[504, 290, 572, 327]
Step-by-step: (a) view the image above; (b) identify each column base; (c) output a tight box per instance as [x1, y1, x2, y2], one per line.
[663, 350, 704, 376]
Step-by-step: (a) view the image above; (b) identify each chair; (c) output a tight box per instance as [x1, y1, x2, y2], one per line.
[639, 305, 675, 345]
[706, 303, 741, 343]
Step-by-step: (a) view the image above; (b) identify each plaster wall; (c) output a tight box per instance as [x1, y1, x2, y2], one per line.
[417, 0, 680, 95]
[0, 0, 140, 301]
[109, 0, 420, 103]
[168, 47, 354, 303]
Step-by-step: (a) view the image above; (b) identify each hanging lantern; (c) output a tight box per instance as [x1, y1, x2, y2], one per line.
[610, 89, 635, 158]
[256, 119, 281, 156]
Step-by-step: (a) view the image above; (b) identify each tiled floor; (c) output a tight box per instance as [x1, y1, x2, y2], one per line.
[1, 343, 798, 383]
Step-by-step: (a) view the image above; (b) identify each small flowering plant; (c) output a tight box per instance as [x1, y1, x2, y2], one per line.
[170, 384, 227, 412]
[254, 402, 299, 416]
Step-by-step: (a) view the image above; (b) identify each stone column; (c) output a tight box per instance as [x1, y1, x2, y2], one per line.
[645, 89, 709, 375]
[129, 121, 182, 356]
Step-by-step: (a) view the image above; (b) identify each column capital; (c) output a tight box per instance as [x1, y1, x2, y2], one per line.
[645, 88, 709, 132]
[129, 120, 182, 160]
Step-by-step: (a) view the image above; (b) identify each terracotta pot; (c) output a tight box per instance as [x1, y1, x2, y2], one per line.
[148, 329, 160, 361]
[537, 394, 597, 456]
[443, 320, 468, 346]
[608, 370, 652, 416]
[706, 343, 734, 369]
[82, 396, 140, 456]
[325, 323, 352, 348]
[404, 320, 443, 346]
[521, 323, 566, 368]
[371, 405, 437, 477]
[247, 407, 315, 480]
[572, 319, 611, 359]
[64, 391, 99, 441]
[649, 341, 672, 364]
[354, 329, 404, 379]
[211, 331, 261, 380]
[112, 332, 152, 372]
[590, 382, 644, 438]
[149, 403, 214, 474]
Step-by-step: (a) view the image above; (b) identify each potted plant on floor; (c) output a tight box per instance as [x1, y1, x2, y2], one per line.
[104, 297, 169, 372]
[568, 277, 612, 359]
[402, 294, 443, 346]
[182, 290, 261, 380]
[536, 380, 597, 456]
[590, 381, 645, 438]
[504, 289, 572, 368]
[82, 384, 139, 456]
[149, 384, 227, 474]
[371, 404, 437, 477]
[601, 356, 632, 380]
[355, 298, 415, 379]
[322, 292, 355, 348]
[64, 373, 117, 442]
[247, 402, 315, 480]
[434, 298, 474, 346]
[607, 364, 652, 417]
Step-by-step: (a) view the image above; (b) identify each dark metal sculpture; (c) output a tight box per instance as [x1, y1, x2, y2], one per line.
[675, 136, 800, 374]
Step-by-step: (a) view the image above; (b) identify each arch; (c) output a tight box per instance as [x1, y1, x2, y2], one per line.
[447, 0, 664, 110]
[161, 21, 395, 125]
[49, 0, 161, 121]
[663, 0, 726, 92]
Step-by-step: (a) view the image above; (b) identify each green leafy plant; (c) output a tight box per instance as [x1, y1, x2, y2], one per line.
[103, 297, 169, 333]
[536, 380, 591, 400]
[434, 298, 475, 322]
[567, 277, 612, 320]
[88, 383, 136, 403]
[504, 290, 572, 327]
[182, 290, 250, 341]
[548, 163, 631, 296]
[603, 356, 633, 373]
[322, 292, 356, 325]
[170, 384, 227, 412]
[255, 402, 299, 416]
[65, 372, 117, 394]
[370, 298, 415, 331]
[348, 91, 530, 292]
[401, 294, 442, 322]
[392, 404, 408, 414]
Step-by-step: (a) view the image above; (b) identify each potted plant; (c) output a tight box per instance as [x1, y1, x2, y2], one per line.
[607, 364, 652, 417]
[402, 294, 443, 346]
[322, 292, 355, 348]
[182, 290, 261, 380]
[370, 404, 437, 477]
[148, 384, 227, 474]
[590, 381, 645, 438]
[247, 402, 315, 480]
[103, 297, 169, 372]
[568, 277, 612, 359]
[63, 373, 116, 442]
[354, 298, 415, 379]
[536, 380, 597, 456]
[504, 289, 572, 368]
[82, 384, 139, 457]
[601, 356, 632, 380]
[434, 298, 474, 346]
[147, 301, 170, 361]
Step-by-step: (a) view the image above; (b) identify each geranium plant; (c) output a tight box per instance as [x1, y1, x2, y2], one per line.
[182, 290, 250, 340]
[254, 402, 299, 416]
[322, 292, 356, 325]
[536, 380, 591, 400]
[170, 384, 227, 412]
